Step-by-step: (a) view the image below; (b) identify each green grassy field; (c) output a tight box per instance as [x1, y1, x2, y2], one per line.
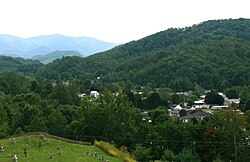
[0, 135, 122, 162]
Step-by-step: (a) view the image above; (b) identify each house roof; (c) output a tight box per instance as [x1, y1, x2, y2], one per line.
[194, 100, 204, 104]
[182, 111, 210, 120]
[174, 104, 182, 110]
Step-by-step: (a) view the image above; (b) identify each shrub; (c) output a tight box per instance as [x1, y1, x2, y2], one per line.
[161, 149, 176, 161]
[94, 140, 136, 162]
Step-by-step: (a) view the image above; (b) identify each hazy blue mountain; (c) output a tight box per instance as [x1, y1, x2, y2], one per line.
[32, 50, 83, 64]
[0, 34, 118, 58]
[0, 34, 38, 57]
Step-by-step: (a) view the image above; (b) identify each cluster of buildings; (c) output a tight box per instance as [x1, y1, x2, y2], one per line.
[79, 89, 242, 123]
[169, 92, 241, 122]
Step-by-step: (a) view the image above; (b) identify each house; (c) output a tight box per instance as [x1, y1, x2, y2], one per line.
[211, 105, 228, 110]
[174, 104, 183, 110]
[193, 99, 210, 109]
[169, 110, 180, 117]
[90, 91, 99, 98]
[218, 92, 229, 106]
[228, 99, 240, 105]
[182, 111, 211, 122]
[194, 100, 205, 105]
[78, 93, 86, 98]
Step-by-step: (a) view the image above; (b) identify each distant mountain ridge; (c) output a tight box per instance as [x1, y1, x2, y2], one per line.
[32, 50, 83, 64]
[1, 19, 249, 91]
[0, 34, 118, 58]
[37, 18, 250, 91]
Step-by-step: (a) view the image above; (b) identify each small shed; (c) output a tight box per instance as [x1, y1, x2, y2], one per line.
[90, 91, 99, 98]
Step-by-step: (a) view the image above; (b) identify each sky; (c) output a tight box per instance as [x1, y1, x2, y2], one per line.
[0, 0, 249, 43]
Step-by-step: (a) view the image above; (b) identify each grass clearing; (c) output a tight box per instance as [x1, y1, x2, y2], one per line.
[0, 134, 122, 162]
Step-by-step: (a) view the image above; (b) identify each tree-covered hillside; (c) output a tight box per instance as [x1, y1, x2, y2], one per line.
[38, 18, 250, 91]
[1, 19, 250, 161]
[32, 50, 83, 64]
[0, 55, 42, 74]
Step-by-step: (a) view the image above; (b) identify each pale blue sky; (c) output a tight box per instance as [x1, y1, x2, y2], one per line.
[0, 0, 249, 43]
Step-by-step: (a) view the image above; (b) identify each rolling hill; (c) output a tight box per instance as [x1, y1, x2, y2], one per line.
[32, 51, 83, 64]
[0, 134, 122, 162]
[37, 18, 250, 91]
[0, 34, 118, 58]
[0, 55, 42, 73]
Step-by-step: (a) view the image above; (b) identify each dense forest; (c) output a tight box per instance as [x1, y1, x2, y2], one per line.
[0, 18, 250, 161]
[36, 18, 250, 91]
[31, 50, 83, 64]
[1, 19, 250, 92]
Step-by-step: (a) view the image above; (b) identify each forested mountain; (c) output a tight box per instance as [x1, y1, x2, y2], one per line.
[1, 19, 250, 91]
[38, 18, 250, 91]
[0, 34, 37, 57]
[0, 34, 118, 58]
[32, 51, 83, 64]
[0, 55, 42, 73]
[1, 19, 250, 162]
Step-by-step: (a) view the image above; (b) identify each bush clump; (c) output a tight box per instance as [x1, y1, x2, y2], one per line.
[95, 141, 136, 162]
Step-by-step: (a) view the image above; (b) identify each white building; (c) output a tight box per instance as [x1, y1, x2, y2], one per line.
[90, 91, 99, 98]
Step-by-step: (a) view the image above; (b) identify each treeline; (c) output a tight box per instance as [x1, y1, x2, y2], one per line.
[1, 19, 250, 92]
[1, 18, 250, 161]
[36, 18, 250, 91]
[0, 73, 249, 161]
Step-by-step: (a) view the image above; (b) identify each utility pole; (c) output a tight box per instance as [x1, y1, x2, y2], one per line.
[234, 133, 237, 162]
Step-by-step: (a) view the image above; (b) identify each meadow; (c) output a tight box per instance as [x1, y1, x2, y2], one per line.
[0, 134, 122, 162]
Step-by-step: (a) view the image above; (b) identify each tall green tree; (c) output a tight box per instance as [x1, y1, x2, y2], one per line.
[204, 109, 248, 161]
[0, 104, 9, 137]
[161, 149, 176, 162]
[28, 116, 47, 132]
[133, 144, 152, 162]
[205, 90, 224, 105]
[176, 148, 200, 162]
[145, 92, 161, 109]
[51, 83, 72, 105]
[47, 109, 67, 135]
[80, 89, 140, 146]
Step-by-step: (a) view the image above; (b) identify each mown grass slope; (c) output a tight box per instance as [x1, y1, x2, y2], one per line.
[0, 134, 122, 162]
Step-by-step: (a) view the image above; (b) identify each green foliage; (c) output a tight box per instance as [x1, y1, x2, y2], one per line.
[0, 55, 42, 73]
[144, 92, 162, 109]
[151, 108, 169, 124]
[79, 89, 140, 146]
[245, 100, 250, 111]
[14, 127, 24, 135]
[83, 79, 92, 90]
[94, 141, 136, 162]
[161, 149, 176, 161]
[176, 148, 200, 162]
[170, 77, 193, 91]
[201, 108, 249, 161]
[28, 116, 47, 132]
[36, 19, 250, 91]
[212, 155, 224, 162]
[205, 90, 224, 105]
[0, 71, 29, 95]
[51, 83, 72, 105]
[0, 104, 9, 137]
[158, 87, 172, 103]
[171, 94, 180, 104]
[225, 87, 239, 99]
[133, 144, 152, 162]
[1, 18, 250, 161]
[32, 50, 83, 64]
[47, 109, 67, 136]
